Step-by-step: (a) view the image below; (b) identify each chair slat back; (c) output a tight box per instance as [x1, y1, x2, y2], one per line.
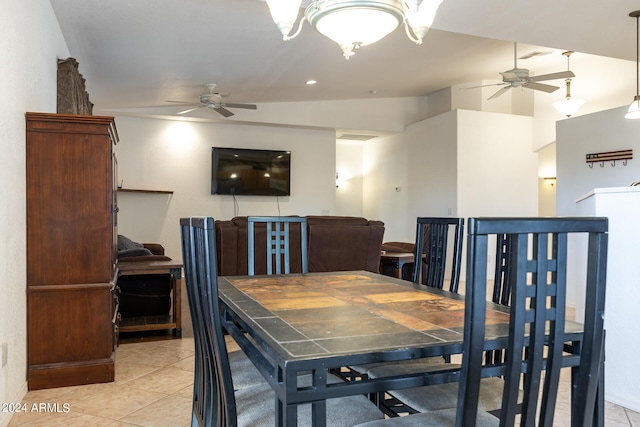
[412, 217, 464, 292]
[457, 217, 607, 427]
[180, 217, 237, 427]
[247, 216, 308, 275]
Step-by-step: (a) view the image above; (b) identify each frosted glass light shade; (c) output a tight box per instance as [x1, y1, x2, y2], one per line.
[625, 96, 640, 119]
[308, 1, 404, 58]
[553, 97, 585, 118]
[266, 0, 303, 37]
[405, 0, 444, 42]
[266, 0, 445, 58]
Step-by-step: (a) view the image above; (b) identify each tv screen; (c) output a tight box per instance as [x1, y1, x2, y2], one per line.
[211, 147, 291, 196]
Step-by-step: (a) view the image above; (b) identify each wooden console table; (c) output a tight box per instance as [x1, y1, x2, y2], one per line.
[117, 260, 183, 337]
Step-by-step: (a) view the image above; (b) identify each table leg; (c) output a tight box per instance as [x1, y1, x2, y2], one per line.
[276, 399, 299, 427]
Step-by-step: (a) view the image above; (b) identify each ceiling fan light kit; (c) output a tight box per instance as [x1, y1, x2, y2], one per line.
[553, 51, 585, 118]
[626, 10, 640, 119]
[265, 0, 444, 59]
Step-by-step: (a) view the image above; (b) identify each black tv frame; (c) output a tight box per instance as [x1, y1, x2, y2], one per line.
[211, 147, 291, 196]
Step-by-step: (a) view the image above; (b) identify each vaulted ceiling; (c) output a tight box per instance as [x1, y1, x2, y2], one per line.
[50, 0, 640, 118]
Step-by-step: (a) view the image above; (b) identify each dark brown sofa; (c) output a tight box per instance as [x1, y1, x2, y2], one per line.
[214, 216, 385, 276]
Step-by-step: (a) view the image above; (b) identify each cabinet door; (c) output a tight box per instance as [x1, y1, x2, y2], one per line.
[27, 116, 116, 286]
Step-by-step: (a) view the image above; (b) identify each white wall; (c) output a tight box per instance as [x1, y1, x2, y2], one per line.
[114, 116, 337, 261]
[336, 141, 364, 216]
[363, 132, 411, 241]
[457, 109, 538, 219]
[0, 2, 70, 425]
[556, 106, 640, 217]
[362, 109, 538, 246]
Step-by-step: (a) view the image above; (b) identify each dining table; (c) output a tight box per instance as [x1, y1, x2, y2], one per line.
[217, 270, 601, 427]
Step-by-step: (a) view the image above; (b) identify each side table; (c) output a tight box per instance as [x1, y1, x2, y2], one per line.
[379, 252, 415, 279]
[117, 260, 183, 337]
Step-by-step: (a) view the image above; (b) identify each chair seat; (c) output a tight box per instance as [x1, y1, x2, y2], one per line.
[354, 407, 499, 427]
[236, 374, 384, 426]
[349, 355, 451, 378]
[367, 362, 506, 413]
[229, 350, 267, 390]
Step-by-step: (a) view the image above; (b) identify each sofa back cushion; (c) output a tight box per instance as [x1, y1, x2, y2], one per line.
[307, 216, 385, 273]
[214, 216, 385, 275]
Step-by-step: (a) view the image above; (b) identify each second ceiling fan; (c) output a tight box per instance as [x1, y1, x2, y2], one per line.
[168, 83, 257, 117]
[484, 43, 575, 100]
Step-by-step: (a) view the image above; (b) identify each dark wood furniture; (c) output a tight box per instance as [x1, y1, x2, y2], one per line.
[26, 112, 118, 390]
[379, 252, 414, 279]
[117, 260, 183, 336]
[412, 217, 464, 292]
[218, 268, 601, 427]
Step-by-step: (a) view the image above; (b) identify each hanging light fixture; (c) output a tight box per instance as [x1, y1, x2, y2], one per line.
[553, 51, 585, 118]
[265, 0, 445, 59]
[626, 10, 640, 119]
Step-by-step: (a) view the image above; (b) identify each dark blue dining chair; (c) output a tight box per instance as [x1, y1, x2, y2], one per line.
[412, 217, 464, 292]
[357, 217, 608, 427]
[180, 217, 384, 426]
[247, 216, 308, 275]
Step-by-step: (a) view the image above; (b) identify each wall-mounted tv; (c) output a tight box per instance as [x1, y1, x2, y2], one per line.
[211, 147, 291, 196]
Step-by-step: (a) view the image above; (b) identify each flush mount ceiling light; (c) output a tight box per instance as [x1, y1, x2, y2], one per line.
[626, 10, 640, 119]
[553, 51, 585, 118]
[265, 0, 444, 59]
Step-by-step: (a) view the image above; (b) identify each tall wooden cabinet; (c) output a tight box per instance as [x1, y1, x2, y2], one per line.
[26, 112, 119, 390]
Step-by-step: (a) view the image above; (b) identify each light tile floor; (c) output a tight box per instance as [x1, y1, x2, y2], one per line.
[7, 333, 640, 426]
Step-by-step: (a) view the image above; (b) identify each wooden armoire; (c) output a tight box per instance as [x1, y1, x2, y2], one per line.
[26, 112, 119, 390]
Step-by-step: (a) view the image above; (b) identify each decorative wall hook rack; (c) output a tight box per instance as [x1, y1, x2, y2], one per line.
[586, 149, 633, 168]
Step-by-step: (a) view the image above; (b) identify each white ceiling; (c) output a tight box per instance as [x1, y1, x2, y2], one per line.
[49, 0, 640, 116]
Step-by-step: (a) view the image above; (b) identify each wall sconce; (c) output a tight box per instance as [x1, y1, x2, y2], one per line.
[543, 177, 557, 187]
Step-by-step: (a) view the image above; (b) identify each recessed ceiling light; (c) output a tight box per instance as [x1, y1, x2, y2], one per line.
[306, 80, 317, 85]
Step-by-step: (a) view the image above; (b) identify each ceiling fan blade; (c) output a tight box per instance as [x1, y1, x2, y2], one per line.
[463, 82, 507, 90]
[518, 50, 553, 60]
[178, 106, 202, 115]
[488, 86, 511, 100]
[524, 82, 560, 93]
[223, 103, 257, 110]
[166, 100, 198, 105]
[214, 107, 235, 117]
[528, 70, 575, 82]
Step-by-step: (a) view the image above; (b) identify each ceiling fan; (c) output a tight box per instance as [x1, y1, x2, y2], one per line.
[167, 83, 257, 117]
[482, 43, 575, 100]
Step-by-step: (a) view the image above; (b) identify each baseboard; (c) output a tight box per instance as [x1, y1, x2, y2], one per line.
[605, 392, 640, 414]
[0, 381, 28, 427]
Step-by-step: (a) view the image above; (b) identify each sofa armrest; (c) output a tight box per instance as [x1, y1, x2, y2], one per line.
[143, 243, 165, 256]
[382, 241, 415, 253]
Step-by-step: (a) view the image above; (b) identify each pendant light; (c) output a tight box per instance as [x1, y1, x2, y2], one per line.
[265, 0, 445, 59]
[553, 51, 584, 118]
[625, 10, 640, 119]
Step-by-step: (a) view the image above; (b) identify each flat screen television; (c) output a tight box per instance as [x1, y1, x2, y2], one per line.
[211, 147, 291, 196]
